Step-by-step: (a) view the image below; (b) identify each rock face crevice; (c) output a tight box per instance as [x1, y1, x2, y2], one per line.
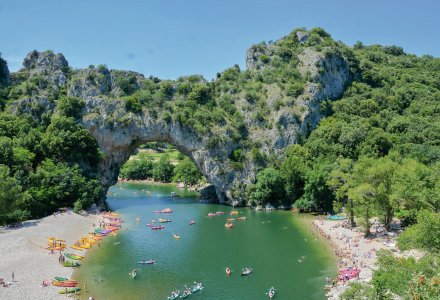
[9, 29, 351, 206]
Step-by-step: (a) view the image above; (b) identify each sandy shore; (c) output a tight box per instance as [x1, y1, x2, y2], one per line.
[310, 218, 398, 299]
[0, 212, 100, 300]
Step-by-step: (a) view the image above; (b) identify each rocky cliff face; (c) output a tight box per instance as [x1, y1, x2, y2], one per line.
[8, 28, 351, 206]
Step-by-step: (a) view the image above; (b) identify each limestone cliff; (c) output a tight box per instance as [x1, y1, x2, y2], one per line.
[7, 28, 351, 206]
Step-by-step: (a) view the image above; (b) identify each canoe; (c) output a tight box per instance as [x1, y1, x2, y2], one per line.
[326, 215, 348, 220]
[58, 287, 81, 294]
[268, 287, 276, 298]
[47, 242, 66, 247]
[241, 268, 253, 276]
[64, 253, 83, 260]
[63, 260, 81, 267]
[167, 290, 180, 300]
[77, 243, 91, 249]
[181, 290, 191, 299]
[46, 246, 65, 251]
[52, 280, 77, 287]
[150, 226, 164, 230]
[225, 223, 234, 229]
[54, 277, 69, 282]
[137, 260, 156, 264]
[191, 282, 203, 293]
[47, 237, 65, 242]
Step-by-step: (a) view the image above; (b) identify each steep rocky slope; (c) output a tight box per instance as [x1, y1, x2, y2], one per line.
[5, 28, 351, 205]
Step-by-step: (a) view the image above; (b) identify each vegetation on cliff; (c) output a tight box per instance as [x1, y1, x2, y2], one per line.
[0, 28, 438, 232]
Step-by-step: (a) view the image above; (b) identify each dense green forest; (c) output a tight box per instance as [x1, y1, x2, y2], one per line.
[0, 28, 439, 233]
[0, 27, 439, 298]
[247, 41, 440, 227]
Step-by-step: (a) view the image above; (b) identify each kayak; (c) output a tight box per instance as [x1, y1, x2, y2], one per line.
[189, 220, 196, 225]
[151, 226, 164, 230]
[225, 223, 234, 229]
[241, 268, 253, 276]
[159, 218, 171, 223]
[226, 267, 232, 276]
[230, 211, 239, 215]
[47, 237, 65, 242]
[63, 260, 81, 267]
[167, 290, 180, 300]
[52, 280, 77, 287]
[70, 245, 83, 251]
[58, 287, 81, 294]
[237, 217, 247, 221]
[54, 277, 69, 282]
[173, 234, 181, 239]
[137, 259, 156, 264]
[180, 290, 191, 299]
[64, 253, 83, 260]
[268, 287, 276, 298]
[46, 246, 65, 251]
[191, 282, 203, 293]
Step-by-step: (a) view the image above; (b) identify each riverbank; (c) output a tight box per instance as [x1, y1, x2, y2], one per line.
[118, 178, 203, 191]
[0, 212, 100, 300]
[310, 218, 397, 299]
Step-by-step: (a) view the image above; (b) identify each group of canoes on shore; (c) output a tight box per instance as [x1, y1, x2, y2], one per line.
[44, 212, 123, 296]
[167, 282, 203, 299]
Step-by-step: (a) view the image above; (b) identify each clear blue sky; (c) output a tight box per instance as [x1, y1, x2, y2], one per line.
[1, 0, 439, 80]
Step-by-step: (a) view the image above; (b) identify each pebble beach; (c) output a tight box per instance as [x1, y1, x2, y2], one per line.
[0, 212, 100, 300]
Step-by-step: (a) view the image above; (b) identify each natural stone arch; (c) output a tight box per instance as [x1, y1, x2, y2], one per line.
[10, 29, 351, 206]
[84, 108, 235, 202]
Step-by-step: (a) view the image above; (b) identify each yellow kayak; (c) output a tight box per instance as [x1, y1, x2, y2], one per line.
[47, 242, 66, 247]
[71, 245, 83, 251]
[47, 237, 65, 242]
[79, 243, 91, 249]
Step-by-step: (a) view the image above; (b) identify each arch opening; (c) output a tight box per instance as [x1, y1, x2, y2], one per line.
[112, 141, 218, 202]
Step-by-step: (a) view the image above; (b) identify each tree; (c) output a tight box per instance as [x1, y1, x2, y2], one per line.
[348, 183, 376, 237]
[398, 210, 440, 252]
[152, 154, 174, 182]
[296, 162, 334, 212]
[173, 157, 202, 186]
[328, 158, 356, 227]
[280, 145, 310, 202]
[0, 165, 31, 225]
[247, 168, 286, 207]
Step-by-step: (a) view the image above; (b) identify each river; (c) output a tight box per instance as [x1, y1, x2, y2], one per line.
[74, 182, 335, 299]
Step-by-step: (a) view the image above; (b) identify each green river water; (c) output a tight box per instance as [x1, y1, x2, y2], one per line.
[74, 182, 335, 300]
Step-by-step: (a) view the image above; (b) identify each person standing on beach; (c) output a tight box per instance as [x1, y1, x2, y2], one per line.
[12, 271, 14, 282]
